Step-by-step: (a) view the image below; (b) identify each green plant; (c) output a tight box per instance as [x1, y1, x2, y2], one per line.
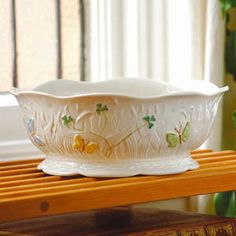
[215, 106, 236, 217]
[214, 0, 236, 218]
[214, 191, 235, 217]
[220, 0, 236, 80]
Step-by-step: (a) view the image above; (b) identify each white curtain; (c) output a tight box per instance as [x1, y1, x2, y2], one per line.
[84, 0, 225, 213]
[84, 0, 225, 151]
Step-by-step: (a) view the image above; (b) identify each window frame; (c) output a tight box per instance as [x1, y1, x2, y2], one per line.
[0, 93, 42, 160]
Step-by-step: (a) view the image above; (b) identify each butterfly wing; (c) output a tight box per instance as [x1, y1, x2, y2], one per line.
[73, 135, 85, 150]
[166, 133, 179, 148]
[84, 142, 98, 154]
[182, 121, 191, 142]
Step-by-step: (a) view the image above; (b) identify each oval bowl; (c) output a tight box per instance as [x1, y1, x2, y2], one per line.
[10, 78, 228, 177]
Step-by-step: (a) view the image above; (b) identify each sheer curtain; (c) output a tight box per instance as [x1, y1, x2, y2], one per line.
[84, 0, 225, 152]
[84, 0, 225, 213]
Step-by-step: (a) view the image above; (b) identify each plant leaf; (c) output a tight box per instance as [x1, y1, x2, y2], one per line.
[219, 0, 236, 18]
[233, 109, 236, 127]
[214, 191, 236, 217]
[226, 30, 236, 81]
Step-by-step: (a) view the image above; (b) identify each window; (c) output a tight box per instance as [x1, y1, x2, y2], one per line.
[0, 0, 83, 92]
[0, 0, 83, 158]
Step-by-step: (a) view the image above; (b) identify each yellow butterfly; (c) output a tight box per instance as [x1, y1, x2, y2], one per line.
[73, 135, 99, 154]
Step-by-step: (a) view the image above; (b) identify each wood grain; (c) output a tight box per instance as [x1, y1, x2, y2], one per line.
[0, 149, 235, 222]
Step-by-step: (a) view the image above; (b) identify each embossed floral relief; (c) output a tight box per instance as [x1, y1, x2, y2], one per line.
[24, 98, 194, 160]
[61, 103, 158, 158]
[26, 117, 46, 147]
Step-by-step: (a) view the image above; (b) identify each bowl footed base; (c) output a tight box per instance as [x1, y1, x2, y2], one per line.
[37, 155, 199, 177]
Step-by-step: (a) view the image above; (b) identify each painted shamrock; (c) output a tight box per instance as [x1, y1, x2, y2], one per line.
[62, 114, 73, 125]
[96, 103, 108, 115]
[143, 115, 156, 129]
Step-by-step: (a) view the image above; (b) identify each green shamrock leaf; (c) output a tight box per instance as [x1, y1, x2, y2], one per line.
[96, 103, 108, 115]
[143, 115, 156, 129]
[62, 114, 73, 125]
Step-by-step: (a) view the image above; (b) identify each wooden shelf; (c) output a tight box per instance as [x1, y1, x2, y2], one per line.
[0, 149, 236, 222]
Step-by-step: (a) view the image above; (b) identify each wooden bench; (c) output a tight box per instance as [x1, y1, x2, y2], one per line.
[0, 149, 236, 222]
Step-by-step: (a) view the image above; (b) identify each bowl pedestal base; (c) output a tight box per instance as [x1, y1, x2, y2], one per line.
[37, 155, 199, 177]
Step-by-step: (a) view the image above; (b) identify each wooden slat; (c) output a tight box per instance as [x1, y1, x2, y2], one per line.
[0, 172, 45, 183]
[0, 158, 43, 167]
[0, 175, 66, 188]
[192, 150, 235, 159]
[190, 149, 213, 154]
[0, 163, 38, 171]
[0, 167, 39, 177]
[0, 149, 236, 222]
[200, 159, 236, 168]
[0, 177, 96, 193]
[197, 154, 236, 164]
[1, 161, 236, 200]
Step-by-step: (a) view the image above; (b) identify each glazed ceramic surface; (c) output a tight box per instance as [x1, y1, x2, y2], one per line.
[11, 78, 228, 177]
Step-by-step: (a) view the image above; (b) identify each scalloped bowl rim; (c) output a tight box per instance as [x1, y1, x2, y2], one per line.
[10, 78, 229, 100]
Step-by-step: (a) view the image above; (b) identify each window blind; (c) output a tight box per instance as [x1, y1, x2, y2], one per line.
[0, 0, 83, 91]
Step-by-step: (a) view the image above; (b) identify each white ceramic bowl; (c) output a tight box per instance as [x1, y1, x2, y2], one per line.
[11, 78, 228, 177]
